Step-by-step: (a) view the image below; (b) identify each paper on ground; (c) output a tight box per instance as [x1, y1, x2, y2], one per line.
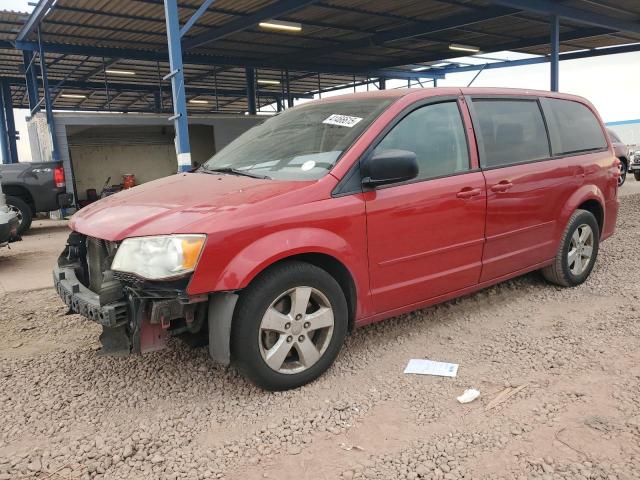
[404, 359, 458, 377]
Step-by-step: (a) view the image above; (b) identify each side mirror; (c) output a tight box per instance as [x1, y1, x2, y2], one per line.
[362, 149, 418, 187]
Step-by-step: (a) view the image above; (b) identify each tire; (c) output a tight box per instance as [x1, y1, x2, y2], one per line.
[5, 195, 33, 235]
[618, 159, 627, 187]
[635, 171, 640, 182]
[231, 261, 348, 391]
[541, 209, 599, 287]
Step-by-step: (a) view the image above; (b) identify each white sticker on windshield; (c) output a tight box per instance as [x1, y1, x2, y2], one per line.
[323, 114, 363, 128]
[301, 160, 316, 171]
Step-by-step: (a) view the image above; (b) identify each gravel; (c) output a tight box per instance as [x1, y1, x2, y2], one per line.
[1, 194, 639, 479]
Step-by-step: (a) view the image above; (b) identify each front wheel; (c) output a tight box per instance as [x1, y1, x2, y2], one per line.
[541, 209, 599, 287]
[231, 261, 348, 391]
[635, 170, 640, 182]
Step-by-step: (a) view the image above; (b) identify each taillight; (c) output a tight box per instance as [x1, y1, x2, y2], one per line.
[54, 165, 65, 188]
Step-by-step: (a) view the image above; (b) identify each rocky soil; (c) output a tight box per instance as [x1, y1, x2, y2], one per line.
[0, 195, 639, 480]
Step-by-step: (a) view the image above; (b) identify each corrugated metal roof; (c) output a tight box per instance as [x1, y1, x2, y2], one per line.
[1, 0, 639, 113]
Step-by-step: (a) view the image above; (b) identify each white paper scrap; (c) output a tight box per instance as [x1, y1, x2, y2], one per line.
[404, 359, 458, 377]
[323, 114, 363, 128]
[456, 388, 480, 404]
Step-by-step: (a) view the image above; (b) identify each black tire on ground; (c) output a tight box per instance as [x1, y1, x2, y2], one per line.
[231, 261, 348, 391]
[5, 195, 33, 235]
[635, 171, 640, 182]
[541, 209, 599, 287]
[618, 159, 627, 187]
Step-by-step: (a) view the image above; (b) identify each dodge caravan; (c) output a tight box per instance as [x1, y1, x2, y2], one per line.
[54, 88, 619, 390]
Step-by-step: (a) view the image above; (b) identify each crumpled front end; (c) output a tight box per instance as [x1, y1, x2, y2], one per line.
[54, 232, 208, 356]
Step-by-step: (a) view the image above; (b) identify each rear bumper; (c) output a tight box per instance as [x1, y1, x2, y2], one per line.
[628, 163, 640, 172]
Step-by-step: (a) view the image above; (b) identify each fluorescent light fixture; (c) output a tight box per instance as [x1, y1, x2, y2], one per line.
[105, 69, 136, 76]
[258, 19, 302, 32]
[411, 66, 430, 72]
[257, 79, 281, 85]
[60, 93, 87, 99]
[449, 43, 480, 53]
[189, 99, 209, 104]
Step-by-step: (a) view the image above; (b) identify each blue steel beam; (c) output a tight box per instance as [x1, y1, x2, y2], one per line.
[0, 88, 8, 165]
[276, 6, 518, 62]
[22, 50, 40, 113]
[245, 67, 257, 115]
[437, 42, 640, 75]
[367, 26, 611, 69]
[550, 14, 559, 92]
[164, 0, 192, 172]
[183, 0, 319, 50]
[0, 77, 313, 99]
[1, 80, 18, 163]
[16, 0, 56, 42]
[487, 0, 640, 35]
[180, 0, 217, 37]
[15, 40, 445, 80]
[37, 34, 60, 162]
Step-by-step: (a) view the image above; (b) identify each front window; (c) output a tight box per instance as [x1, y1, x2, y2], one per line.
[202, 98, 394, 181]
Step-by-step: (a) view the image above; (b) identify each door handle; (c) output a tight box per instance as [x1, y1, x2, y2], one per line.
[490, 181, 513, 193]
[456, 187, 482, 199]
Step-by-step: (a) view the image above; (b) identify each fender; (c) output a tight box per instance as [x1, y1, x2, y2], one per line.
[557, 184, 605, 239]
[216, 227, 362, 290]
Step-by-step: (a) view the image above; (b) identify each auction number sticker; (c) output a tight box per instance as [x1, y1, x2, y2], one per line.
[323, 114, 363, 128]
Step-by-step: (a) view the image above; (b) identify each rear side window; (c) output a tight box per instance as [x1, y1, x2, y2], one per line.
[544, 99, 607, 155]
[472, 99, 550, 168]
[374, 101, 470, 181]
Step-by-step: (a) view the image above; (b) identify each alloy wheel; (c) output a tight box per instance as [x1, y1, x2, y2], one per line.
[568, 223, 594, 275]
[258, 286, 334, 374]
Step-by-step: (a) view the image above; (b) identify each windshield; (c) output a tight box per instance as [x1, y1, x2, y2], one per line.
[202, 98, 394, 181]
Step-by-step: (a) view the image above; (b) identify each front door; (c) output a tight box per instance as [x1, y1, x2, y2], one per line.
[364, 99, 486, 314]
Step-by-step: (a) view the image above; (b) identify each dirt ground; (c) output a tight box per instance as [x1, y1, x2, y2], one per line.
[0, 192, 639, 480]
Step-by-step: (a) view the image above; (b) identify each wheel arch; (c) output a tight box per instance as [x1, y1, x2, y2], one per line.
[559, 185, 605, 240]
[250, 252, 358, 332]
[3, 184, 35, 211]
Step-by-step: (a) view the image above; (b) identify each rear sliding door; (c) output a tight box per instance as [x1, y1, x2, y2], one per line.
[467, 96, 578, 282]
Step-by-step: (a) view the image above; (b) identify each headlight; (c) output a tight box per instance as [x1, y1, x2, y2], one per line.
[111, 235, 206, 280]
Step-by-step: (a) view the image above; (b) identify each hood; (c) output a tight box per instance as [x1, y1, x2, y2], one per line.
[70, 172, 313, 241]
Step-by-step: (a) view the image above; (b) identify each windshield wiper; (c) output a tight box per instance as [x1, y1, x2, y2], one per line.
[201, 167, 271, 180]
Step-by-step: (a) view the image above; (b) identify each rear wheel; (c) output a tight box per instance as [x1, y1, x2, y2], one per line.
[618, 159, 627, 187]
[6, 195, 33, 235]
[541, 209, 599, 287]
[635, 171, 640, 182]
[231, 261, 348, 391]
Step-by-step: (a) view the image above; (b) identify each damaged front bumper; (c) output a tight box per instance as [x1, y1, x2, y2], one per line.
[53, 232, 208, 357]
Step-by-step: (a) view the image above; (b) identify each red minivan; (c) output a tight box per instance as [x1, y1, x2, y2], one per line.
[54, 88, 619, 390]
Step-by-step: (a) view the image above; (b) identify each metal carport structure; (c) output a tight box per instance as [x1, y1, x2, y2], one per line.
[3, 0, 640, 169]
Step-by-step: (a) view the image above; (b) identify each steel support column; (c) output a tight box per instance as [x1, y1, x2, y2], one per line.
[245, 67, 256, 115]
[23, 50, 40, 113]
[285, 69, 293, 108]
[37, 31, 60, 162]
[0, 80, 18, 163]
[0, 85, 9, 165]
[379, 77, 386, 90]
[550, 14, 560, 92]
[164, 0, 192, 172]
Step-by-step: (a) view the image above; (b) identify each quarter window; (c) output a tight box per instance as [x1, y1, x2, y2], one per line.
[472, 99, 550, 168]
[545, 99, 607, 155]
[374, 101, 470, 181]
